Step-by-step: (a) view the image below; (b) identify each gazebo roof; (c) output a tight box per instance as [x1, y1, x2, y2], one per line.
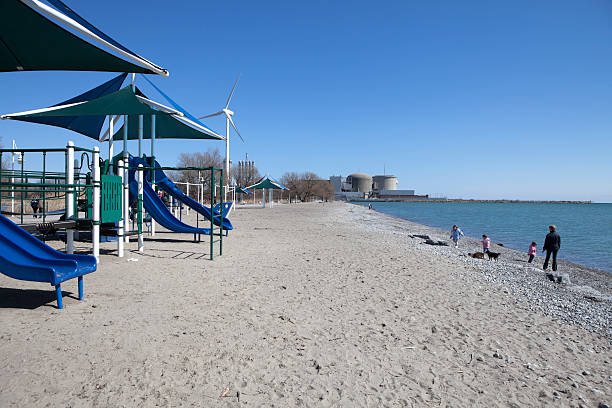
[246, 175, 288, 190]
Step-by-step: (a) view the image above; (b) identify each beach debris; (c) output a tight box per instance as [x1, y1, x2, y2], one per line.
[476, 355, 484, 362]
[219, 388, 230, 398]
[598, 403, 610, 408]
[431, 326, 438, 334]
[582, 370, 591, 376]
[546, 273, 571, 284]
[424, 239, 449, 246]
[127, 258, 138, 262]
[493, 350, 503, 359]
[584, 295, 603, 302]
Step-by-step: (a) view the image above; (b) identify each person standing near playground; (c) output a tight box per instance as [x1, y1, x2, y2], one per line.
[481, 234, 491, 254]
[542, 225, 561, 271]
[527, 241, 537, 263]
[450, 225, 464, 248]
[30, 195, 40, 218]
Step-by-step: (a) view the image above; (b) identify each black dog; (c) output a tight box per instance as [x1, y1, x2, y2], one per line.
[487, 251, 500, 261]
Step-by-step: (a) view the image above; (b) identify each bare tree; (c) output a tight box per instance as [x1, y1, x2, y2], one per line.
[279, 172, 334, 202]
[280, 172, 300, 202]
[313, 179, 335, 201]
[295, 172, 318, 202]
[0, 135, 9, 170]
[175, 148, 223, 198]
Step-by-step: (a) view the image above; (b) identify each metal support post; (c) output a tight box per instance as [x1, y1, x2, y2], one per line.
[123, 115, 129, 244]
[210, 167, 214, 261]
[108, 116, 114, 169]
[92, 147, 100, 261]
[150, 115, 156, 236]
[66, 141, 74, 254]
[117, 159, 125, 257]
[220, 168, 223, 256]
[137, 164, 144, 252]
[138, 114, 143, 157]
[186, 183, 190, 215]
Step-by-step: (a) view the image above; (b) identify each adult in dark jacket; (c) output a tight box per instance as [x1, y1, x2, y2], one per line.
[542, 225, 561, 271]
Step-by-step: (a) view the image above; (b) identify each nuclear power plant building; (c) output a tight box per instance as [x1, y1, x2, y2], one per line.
[330, 173, 422, 200]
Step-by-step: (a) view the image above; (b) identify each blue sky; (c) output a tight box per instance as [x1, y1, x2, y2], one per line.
[1, 0, 611, 201]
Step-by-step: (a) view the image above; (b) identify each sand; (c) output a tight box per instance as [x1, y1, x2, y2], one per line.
[0, 202, 610, 407]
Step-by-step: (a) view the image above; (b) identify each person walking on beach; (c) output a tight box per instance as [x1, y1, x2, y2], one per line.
[30, 196, 40, 218]
[528, 241, 537, 263]
[542, 225, 561, 271]
[482, 234, 491, 254]
[450, 225, 464, 248]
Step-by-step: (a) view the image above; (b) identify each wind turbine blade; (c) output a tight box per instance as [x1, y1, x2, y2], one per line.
[225, 73, 242, 109]
[198, 110, 224, 119]
[226, 113, 244, 142]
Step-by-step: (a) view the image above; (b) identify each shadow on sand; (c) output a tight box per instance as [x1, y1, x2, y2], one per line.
[127, 248, 211, 260]
[0, 287, 75, 310]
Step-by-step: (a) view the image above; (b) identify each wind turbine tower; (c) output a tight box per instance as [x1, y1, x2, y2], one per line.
[199, 74, 244, 193]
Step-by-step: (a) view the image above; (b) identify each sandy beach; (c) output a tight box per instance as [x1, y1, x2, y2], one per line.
[0, 202, 610, 407]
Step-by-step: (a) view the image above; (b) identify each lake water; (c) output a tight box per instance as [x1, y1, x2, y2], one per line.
[355, 201, 612, 273]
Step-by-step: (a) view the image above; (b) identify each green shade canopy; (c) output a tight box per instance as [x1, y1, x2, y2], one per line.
[247, 176, 288, 190]
[2, 84, 223, 141]
[0, 0, 168, 75]
[112, 113, 224, 141]
[2, 86, 160, 119]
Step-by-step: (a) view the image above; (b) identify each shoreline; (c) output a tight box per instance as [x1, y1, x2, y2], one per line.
[354, 202, 610, 276]
[347, 202, 611, 336]
[1, 202, 610, 406]
[349, 199, 595, 204]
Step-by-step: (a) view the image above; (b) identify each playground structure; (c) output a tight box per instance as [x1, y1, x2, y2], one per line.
[0, 143, 227, 261]
[0, 0, 236, 307]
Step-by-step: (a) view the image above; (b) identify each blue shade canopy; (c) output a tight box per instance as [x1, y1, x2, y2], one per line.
[140, 75, 204, 125]
[110, 87, 223, 140]
[0, 0, 168, 75]
[0, 73, 127, 139]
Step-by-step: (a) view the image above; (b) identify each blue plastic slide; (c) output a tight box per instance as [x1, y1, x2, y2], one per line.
[128, 170, 212, 236]
[130, 156, 233, 231]
[213, 202, 233, 217]
[0, 214, 96, 309]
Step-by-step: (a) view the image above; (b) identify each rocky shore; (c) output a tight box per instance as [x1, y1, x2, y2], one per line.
[348, 203, 612, 337]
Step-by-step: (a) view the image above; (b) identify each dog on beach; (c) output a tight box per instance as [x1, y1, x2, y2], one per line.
[468, 252, 485, 259]
[487, 251, 501, 261]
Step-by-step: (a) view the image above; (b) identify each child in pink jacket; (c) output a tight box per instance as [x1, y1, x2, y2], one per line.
[481, 234, 491, 254]
[528, 242, 537, 263]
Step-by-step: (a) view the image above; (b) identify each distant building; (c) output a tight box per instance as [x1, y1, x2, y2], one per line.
[377, 190, 428, 200]
[372, 175, 398, 191]
[329, 172, 423, 200]
[346, 172, 372, 194]
[329, 176, 343, 193]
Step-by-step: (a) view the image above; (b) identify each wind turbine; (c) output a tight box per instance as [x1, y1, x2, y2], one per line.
[198, 74, 244, 192]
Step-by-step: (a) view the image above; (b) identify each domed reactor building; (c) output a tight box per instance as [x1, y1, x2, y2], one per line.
[330, 172, 424, 201]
